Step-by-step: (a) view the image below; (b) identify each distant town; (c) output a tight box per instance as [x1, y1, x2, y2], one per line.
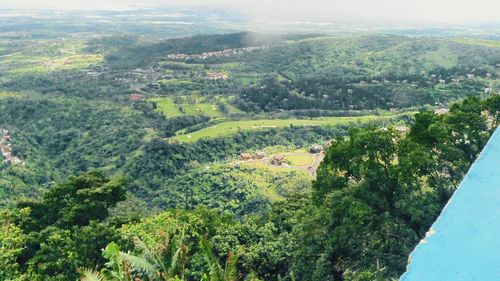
[0, 128, 24, 166]
[166, 46, 267, 60]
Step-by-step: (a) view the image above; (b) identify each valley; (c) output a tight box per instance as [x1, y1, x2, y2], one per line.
[170, 115, 397, 142]
[0, 8, 499, 281]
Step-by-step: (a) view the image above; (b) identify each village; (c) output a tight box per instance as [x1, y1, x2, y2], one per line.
[126, 64, 498, 107]
[0, 128, 24, 166]
[166, 46, 267, 60]
[70, 42, 500, 109]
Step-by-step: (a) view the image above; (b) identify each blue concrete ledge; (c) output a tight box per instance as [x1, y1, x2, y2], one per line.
[400, 128, 500, 281]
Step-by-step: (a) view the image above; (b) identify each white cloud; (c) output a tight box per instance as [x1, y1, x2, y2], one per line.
[1, 0, 500, 24]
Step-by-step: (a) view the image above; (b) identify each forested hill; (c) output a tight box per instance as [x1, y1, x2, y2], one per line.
[242, 36, 500, 78]
[1, 27, 500, 280]
[104, 33, 500, 75]
[1, 32, 499, 207]
[2, 96, 499, 280]
[101, 32, 319, 69]
[100, 34, 500, 111]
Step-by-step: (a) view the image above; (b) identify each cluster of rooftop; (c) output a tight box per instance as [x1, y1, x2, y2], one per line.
[0, 128, 24, 166]
[166, 46, 267, 60]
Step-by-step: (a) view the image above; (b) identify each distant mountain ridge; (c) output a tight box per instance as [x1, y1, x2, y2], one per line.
[103, 32, 321, 68]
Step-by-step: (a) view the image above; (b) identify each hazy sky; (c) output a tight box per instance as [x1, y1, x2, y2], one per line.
[2, 0, 500, 24]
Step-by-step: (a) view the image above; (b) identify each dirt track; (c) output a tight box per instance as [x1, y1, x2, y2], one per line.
[243, 152, 325, 177]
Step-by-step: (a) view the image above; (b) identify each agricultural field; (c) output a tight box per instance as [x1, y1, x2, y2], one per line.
[451, 38, 500, 48]
[234, 144, 325, 177]
[0, 40, 102, 75]
[172, 114, 396, 142]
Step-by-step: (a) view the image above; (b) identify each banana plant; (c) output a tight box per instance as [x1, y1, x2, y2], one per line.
[80, 242, 132, 281]
[199, 238, 245, 281]
[80, 232, 187, 281]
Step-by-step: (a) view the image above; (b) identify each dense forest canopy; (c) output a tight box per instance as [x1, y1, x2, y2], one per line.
[1, 95, 498, 280]
[1, 13, 500, 280]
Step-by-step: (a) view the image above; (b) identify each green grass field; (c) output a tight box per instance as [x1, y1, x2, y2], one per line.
[182, 104, 224, 117]
[286, 154, 316, 166]
[150, 96, 244, 118]
[172, 115, 394, 142]
[158, 79, 193, 85]
[0, 41, 102, 75]
[214, 62, 245, 70]
[151, 97, 184, 118]
[451, 38, 500, 48]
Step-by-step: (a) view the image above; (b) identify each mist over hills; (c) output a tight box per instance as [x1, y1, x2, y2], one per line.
[1, 8, 500, 40]
[1, 3, 500, 281]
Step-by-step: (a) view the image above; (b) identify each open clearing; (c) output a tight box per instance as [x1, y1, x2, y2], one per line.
[238, 150, 325, 177]
[286, 154, 316, 166]
[451, 38, 500, 48]
[151, 97, 184, 118]
[150, 97, 244, 118]
[172, 115, 395, 142]
[0, 41, 102, 75]
[182, 104, 224, 117]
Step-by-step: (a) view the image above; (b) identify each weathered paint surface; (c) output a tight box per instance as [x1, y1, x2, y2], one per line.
[400, 128, 500, 281]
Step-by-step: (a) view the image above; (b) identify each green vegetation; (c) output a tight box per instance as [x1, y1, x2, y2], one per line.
[2, 95, 498, 280]
[451, 38, 500, 48]
[173, 115, 395, 142]
[151, 97, 184, 118]
[182, 104, 224, 117]
[286, 154, 316, 166]
[153, 162, 312, 212]
[158, 79, 193, 85]
[0, 41, 102, 76]
[1, 24, 500, 281]
[150, 96, 240, 119]
[421, 46, 458, 68]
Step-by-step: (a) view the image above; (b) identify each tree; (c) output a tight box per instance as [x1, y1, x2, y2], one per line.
[296, 96, 499, 280]
[81, 231, 188, 281]
[0, 209, 28, 280]
[200, 239, 246, 281]
[11, 172, 128, 280]
[18, 171, 127, 232]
